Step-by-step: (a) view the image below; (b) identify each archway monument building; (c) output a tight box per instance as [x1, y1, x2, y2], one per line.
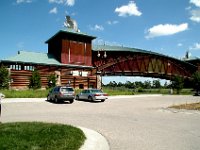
[1, 19, 200, 90]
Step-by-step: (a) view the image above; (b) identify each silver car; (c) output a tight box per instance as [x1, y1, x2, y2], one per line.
[76, 89, 108, 102]
[47, 86, 75, 103]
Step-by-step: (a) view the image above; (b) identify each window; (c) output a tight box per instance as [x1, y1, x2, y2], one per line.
[24, 65, 34, 71]
[79, 84, 84, 89]
[10, 65, 22, 70]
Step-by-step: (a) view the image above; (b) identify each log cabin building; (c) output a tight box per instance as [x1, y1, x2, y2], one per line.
[0, 29, 98, 90]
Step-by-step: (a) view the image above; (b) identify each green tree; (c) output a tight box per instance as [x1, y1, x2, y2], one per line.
[125, 81, 135, 89]
[47, 74, 57, 89]
[192, 71, 200, 95]
[171, 75, 184, 94]
[29, 70, 41, 89]
[144, 80, 151, 89]
[135, 81, 143, 88]
[117, 82, 124, 87]
[0, 65, 9, 89]
[163, 81, 168, 88]
[152, 80, 161, 89]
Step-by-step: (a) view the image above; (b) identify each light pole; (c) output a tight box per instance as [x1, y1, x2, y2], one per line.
[96, 45, 107, 89]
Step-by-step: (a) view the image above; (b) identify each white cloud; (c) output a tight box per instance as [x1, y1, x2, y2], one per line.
[49, 0, 65, 4]
[177, 43, 183, 47]
[115, 1, 142, 17]
[145, 23, 188, 39]
[49, 7, 58, 14]
[188, 0, 200, 23]
[189, 43, 200, 50]
[93, 38, 122, 47]
[16, 0, 32, 4]
[90, 24, 104, 31]
[107, 20, 119, 25]
[48, 0, 75, 6]
[190, 9, 200, 22]
[190, 0, 200, 7]
[66, 0, 75, 6]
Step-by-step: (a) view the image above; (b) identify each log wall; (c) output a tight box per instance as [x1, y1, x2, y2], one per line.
[9, 66, 97, 90]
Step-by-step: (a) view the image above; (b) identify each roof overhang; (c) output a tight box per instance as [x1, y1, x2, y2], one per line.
[45, 30, 96, 44]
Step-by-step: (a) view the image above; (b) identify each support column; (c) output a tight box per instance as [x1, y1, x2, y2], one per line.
[87, 77, 90, 88]
[55, 71, 61, 85]
[96, 75, 102, 89]
[73, 77, 76, 88]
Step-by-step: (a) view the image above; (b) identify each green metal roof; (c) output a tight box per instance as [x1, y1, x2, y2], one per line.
[184, 56, 200, 61]
[92, 45, 163, 55]
[3, 51, 61, 65]
[2, 51, 93, 69]
[45, 29, 96, 43]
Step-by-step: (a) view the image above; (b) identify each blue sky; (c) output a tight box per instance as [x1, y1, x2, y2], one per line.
[1, 0, 200, 84]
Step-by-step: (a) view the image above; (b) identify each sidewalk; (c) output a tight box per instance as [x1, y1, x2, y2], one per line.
[79, 127, 110, 150]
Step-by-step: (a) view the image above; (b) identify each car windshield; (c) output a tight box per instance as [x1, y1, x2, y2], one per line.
[61, 88, 74, 92]
[91, 89, 102, 93]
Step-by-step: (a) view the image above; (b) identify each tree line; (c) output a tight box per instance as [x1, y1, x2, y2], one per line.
[104, 73, 200, 94]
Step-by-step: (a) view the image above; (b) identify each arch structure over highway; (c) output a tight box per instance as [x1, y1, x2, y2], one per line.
[92, 45, 199, 81]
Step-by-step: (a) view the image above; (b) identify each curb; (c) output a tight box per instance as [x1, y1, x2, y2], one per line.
[79, 127, 110, 150]
[108, 94, 162, 99]
[2, 95, 162, 103]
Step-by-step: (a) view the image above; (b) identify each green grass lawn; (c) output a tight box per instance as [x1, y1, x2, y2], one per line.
[0, 88, 193, 98]
[0, 89, 49, 98]
[0, 122, 86, 150]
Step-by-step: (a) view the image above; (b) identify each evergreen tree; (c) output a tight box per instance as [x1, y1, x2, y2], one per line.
[0, 65, 9, 89]
[29, 70, 41, 89]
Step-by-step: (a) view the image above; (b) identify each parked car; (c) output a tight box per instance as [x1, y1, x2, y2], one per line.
[194, 91, 200, 96]
[47, 86, 75, 103]
[76, 89, 108, 102]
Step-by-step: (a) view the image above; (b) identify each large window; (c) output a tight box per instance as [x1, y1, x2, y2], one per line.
[10, 65, 21, 70]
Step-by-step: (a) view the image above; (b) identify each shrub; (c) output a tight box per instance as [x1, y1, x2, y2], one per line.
[28, 70, 41, 89]
[172, 75, 184, 94]
[192, 71, 200, 95]
[0, 65, 9, 89]
[47, 74, 57, 89]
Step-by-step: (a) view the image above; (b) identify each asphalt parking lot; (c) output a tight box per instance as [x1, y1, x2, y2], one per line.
[1, 95, 200, 150]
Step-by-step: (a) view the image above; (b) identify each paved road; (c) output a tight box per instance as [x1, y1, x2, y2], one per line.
[1, 95, 200, 150]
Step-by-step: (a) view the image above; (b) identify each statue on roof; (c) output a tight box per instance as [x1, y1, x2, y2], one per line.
[185, 50, 191, 59]
[64, 16, 79, 32]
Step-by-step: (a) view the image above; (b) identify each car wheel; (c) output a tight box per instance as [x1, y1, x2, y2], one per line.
[47, 95, 51, 101]
[101, 99, 105, 102]
[69, 99, 74, 104]
[54, 97, 58, 103]
[76, 95, 79, 100]
[88, 96, 93, 101]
